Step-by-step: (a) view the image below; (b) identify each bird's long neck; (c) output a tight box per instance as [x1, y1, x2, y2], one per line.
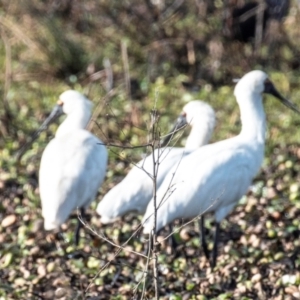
[185, 120, 212, 151]
[55, 109, 91, 137]
[238, 92, 266, 145]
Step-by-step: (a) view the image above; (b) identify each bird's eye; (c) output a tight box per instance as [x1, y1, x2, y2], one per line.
[263, 79, 274, 94]
[57, 99, 64, 106]
[264, 78, 272, 85]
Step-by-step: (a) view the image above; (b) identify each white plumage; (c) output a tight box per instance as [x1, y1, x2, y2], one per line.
[39, 90, 107, 242]
[97, 100, 215, 223]
[142, 70, 299, 266]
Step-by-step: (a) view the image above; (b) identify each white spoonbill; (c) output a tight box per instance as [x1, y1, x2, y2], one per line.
[142, 70, 300, 267]
[97, 100, 215, 223]
[38, 90, 107, 245]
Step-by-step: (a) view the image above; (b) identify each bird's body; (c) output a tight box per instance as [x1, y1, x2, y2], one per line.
[143, 134, 263, 231]
[142, 70, 299, 265]
[39, 90, 107, 236]
[98, 147, 192, 223]
[97, 101, 215, 223]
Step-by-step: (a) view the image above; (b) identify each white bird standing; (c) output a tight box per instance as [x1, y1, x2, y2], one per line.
[97, 100, 215, 223]
[37, 90, 107, 245]
[142, 70, 300, 267]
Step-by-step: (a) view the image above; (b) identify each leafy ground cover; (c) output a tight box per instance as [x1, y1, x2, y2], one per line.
[1, 143, 300, 299]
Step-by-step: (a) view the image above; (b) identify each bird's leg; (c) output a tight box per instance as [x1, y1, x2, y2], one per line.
[211, 222, 220, 268]
[143, 225, 153, 256]
[157, 224, 177, 253]
[199, 216, 210, 261]
[167, 223, 178, 253]
[144, 224, 177, 255]
[75, 207, 85, 246]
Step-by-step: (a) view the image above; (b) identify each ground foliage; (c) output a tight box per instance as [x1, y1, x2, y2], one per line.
[1, 0, 300, 299]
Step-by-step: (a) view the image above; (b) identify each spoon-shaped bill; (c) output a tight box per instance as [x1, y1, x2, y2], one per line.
[15, 105, 63, 161]
[264, 80, 300, 114]
[160, 113, 188, 147]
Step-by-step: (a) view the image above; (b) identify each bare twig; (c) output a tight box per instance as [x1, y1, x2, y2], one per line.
[161, 0, 185, 20]
[1, 29, 11, 101]
[150, 97, 160, 300]
[121, 40, 131, 101]
[85, 92, 188, 298]
[162, 196, 220, 242]
[80, 214, 150, 293]
[79, 214, 147, 259]
[238, 4, 264, 23]
[255, 0, 266, 53]
[141, 226, 152, 299]
[186, 39, 196, 65]
[87, 88, 116, 131]
[99, 142, 152, 149]
[96, 95, 187, 298]
[0, 28, 12, 137]
[103, 58, 113, 93]
[0, 15, 42, 54]
[139, 93, 162, 300]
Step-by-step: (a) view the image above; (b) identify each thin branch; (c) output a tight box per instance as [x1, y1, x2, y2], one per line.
[80, 215, 151, 293]
[255, 0, 266, 53]
[162, 196, 220, 242]
[1, 28, 11, 103]
[161, 0, 185, 20]
[103, 58, 113, 93]
[99, 142, 152, 149]
[87, 91, 189, 298]
[150, 98, 160, 300]
[121, 40, 131, 101]
[140, 225, 152, 299]
[79, 215, 148, 259]
[142, 146, 186, 229]
[0, 28, 12, 137]
[87, 88, 116, 132]
[0, 15, 42, 54]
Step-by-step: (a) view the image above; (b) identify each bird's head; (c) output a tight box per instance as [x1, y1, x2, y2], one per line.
[234, 70, 300, 113]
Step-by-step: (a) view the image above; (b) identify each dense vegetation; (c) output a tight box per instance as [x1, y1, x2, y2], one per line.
[1, 1, 300, 299]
